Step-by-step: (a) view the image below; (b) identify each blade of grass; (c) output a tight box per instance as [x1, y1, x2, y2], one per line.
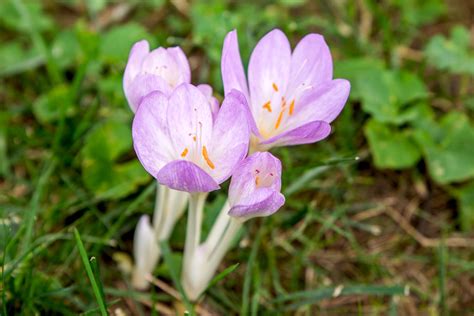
[73, 228, 108, 316]
[272, 284, 408, 311]
[241, 226, 264, 316]
[206, 263, 239, 290]
[438, 241, 447, 315]
[159, 240, 194, 315]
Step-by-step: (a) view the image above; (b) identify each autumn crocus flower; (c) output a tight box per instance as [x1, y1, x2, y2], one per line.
[221, 29, 350, 151]
[228, 151, 285, 220]
[132, 83, 250, 193]
[123, 40, 191, 112]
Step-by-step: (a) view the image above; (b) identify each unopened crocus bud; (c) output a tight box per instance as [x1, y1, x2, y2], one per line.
[123, 40, 191, 112]
[228, 152, 285, 220]
[132, 215, 160, 290]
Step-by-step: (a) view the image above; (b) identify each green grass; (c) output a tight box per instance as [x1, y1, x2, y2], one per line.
[1, 0, 474, 314]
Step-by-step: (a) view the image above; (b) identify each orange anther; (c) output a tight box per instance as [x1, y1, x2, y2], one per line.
[202, 146, 215, 169]
[262, 101, 272, 112]
[272, 82, 279, 92]
[181, 148, 189, 158]
[275, 110, 284, 129]
[255, 176, 260, 186]
[289, 99, 295, 115]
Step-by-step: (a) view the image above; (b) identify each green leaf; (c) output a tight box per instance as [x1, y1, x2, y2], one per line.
[0, 1, 54, 33]
[51, 30, 81, 69]
[364, 119, 421, 169]
[81, 116, 150, 199]
[456, 182, 474, 231]
[32, 85, 75, 124]
[0, 41, 44, 77]
[99, 23, 154, 64]
[425, 25, 474, 75]
[358, 69, 428, 124]
[413, 112, 474, 184]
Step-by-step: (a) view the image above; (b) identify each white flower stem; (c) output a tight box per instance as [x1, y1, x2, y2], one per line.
[206, 217, 242, 270]
[184, 192, 207, 256]
[152, 182, 168, 238]
[203, 200, 231, 250]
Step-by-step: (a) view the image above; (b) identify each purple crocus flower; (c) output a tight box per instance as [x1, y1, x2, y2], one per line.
[228, 152, 285, 220]
[221, 29, 351, 150]
[132, 83, 250, 192]
[123, 40, 191, 112]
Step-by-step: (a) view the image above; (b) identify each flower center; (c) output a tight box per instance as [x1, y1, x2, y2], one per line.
[254, 168, 274, 188]
[180, 114, 215, 170]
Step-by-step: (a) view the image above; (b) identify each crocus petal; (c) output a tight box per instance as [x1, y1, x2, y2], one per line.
[124, 40, 150, 92]
[133, 91, 175, 177]
[166, 84, 214, 159]
[126, 74, 172, 112]
[221, 30, 249, 101]
[291, 79, 350, 125]
[248, 29, 291, 118]
[210, 90, 250, 183]
[229, 190, 285, 219]
[141, 47, 189, 89]
[261, 120, 331, 148]
[228, 152, 284, 220]
[156, 160, 220, 192]
[286, 34, 333, 98]
[197, 84, 219, 119]
[166, 46, 191, 84]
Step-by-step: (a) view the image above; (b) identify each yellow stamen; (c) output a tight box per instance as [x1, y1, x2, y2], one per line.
[262, 101, 272, 112]
[181, 148, 189, 157]
[289, 99, 295, 115]
[272, 82, 279, 92]
[202, 146, 215, 169]
[275, 110, 284, 130]
[193, 136, 197, 142]
[255, 176, 260, 186]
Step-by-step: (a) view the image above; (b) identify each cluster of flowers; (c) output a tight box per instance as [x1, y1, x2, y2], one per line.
[124, 29, 350, 301]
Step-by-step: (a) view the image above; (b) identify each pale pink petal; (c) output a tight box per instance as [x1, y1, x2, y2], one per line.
[126, 74, 172, 112]
[157, 160, 220, 192]
[221, 30, 249, 101]
[132, 91, 175, 177]
[260, 121, 331, 148]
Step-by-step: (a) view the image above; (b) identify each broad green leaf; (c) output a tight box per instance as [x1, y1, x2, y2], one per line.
[32, 85, 75, 124]
[100, 23, 154, 64]
[0, 1, 54, 32]
[364, 119, 421, 169]
[334, 58, 385, 100]
[0, 41, 44, 77]
[81, 116, 150, 199]
[456, 182, 474, 231]
[425, 25, 474, 75]
[358, 69, 428, 123]
[51, 30, 81, 69]
[393, 0, 445, 27]
[413, 112, 474, 184]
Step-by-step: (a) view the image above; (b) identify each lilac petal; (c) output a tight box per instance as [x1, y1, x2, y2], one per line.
[287, 34, 333, 98]
[167, 46, 191, 84]
[126, 73, 172, 112]
[197, 84, 220, 119]
[141, 48, 188, 89]
[221, 30, 250, 101]
[133, 91, 175, 177]
[261, 121, 331, 148]
[124, 40, 150, 91]
[229, 189, 285, 219]
[156, 160, 220, 192]
[210, 90, 250, 183]
[167, 84, 214, 158]
[248, 29, 291, 118]
[293, 79, 350, 124]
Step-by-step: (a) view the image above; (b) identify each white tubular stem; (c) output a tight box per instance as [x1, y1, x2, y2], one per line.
[206, 217, 242, 269]
[184, 193, 207, 259]
[152, 183, 169, 238]
[158, 189, 189, 240]
[203, 200, 231, 251]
